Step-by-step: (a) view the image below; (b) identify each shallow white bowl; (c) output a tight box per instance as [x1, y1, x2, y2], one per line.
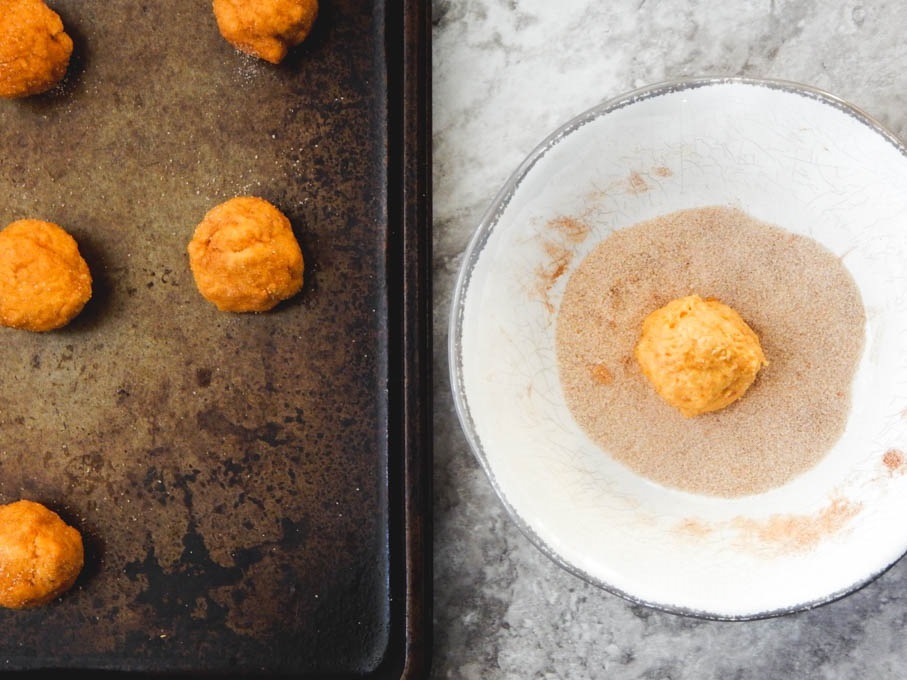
[449, 77, 907, 619]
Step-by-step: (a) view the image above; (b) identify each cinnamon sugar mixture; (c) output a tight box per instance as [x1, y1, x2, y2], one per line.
[555, 206, 865, 497]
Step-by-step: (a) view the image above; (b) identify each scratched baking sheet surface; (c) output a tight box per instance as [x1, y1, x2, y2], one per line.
[0, 1, 401, 675]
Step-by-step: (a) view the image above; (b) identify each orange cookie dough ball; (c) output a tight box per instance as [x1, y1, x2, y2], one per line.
[212, 0, 318, 64]
[0, 219, 92, 332]
[188, 196, 304, 313]
[635, 295, 767, 417]
[0, 0, 73, 98]
[0, 500, 84, 609]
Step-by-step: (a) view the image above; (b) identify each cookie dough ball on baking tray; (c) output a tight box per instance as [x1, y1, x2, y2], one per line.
[0, 0, 73, 98]
[212, 0, 318, 64]
[0, 500, 84, 609]
[0, 219, 92, 332]
[188, 196, 304, 313]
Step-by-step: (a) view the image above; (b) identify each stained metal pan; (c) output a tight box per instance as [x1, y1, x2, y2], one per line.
[0, 1, 431, 677]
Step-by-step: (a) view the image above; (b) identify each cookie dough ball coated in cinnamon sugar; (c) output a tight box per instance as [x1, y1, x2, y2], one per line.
[0, 219, 92, 332]
[635, 295, 767, 417]
[188, 196, 304, 313]
[0, 500, 84, 609]
[0, 0, 73, 98]
[212, 0, 318, 64]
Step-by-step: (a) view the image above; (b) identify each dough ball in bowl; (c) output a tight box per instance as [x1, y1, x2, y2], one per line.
[188, 196, 305, 313]
[0, 219, 93, 332]
[0, 0, 73, 98]
[212, 0, 318, 64]
[0, 500, 84, 609]
[635, 294, 767, 417]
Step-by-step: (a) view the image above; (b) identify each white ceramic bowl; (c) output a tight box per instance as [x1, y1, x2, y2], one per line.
[449, 77, 907, 619]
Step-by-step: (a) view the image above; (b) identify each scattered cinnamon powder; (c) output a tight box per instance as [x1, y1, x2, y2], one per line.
[674, 518, 714, 539]
[540, 241, 572, 281]
[731, 495, 862, 555]
[627, 171, 649, 194]
[583, 166, 672, 205]
[548, 216, 591, 243]
[556, 206, 866, 497]
[883, 448, 906, 475]
[589, 363, 613, 385]
[534, 215, 591, 313]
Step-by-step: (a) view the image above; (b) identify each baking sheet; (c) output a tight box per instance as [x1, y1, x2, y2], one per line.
[0, 1, 430, 677]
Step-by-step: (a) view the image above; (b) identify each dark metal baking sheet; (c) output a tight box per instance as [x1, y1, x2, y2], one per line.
[0, 1, 431, 677]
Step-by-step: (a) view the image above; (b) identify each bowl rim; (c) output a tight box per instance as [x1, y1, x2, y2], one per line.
[447, 75, 907, 620]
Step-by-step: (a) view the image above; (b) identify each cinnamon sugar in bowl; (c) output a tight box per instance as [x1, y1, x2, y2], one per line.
[450, 78, 907, 619]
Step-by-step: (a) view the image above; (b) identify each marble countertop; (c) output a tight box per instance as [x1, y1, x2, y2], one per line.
[429, 1, 907, 678]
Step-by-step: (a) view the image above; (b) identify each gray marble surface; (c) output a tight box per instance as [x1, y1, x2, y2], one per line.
[429, 2, 907, 678]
